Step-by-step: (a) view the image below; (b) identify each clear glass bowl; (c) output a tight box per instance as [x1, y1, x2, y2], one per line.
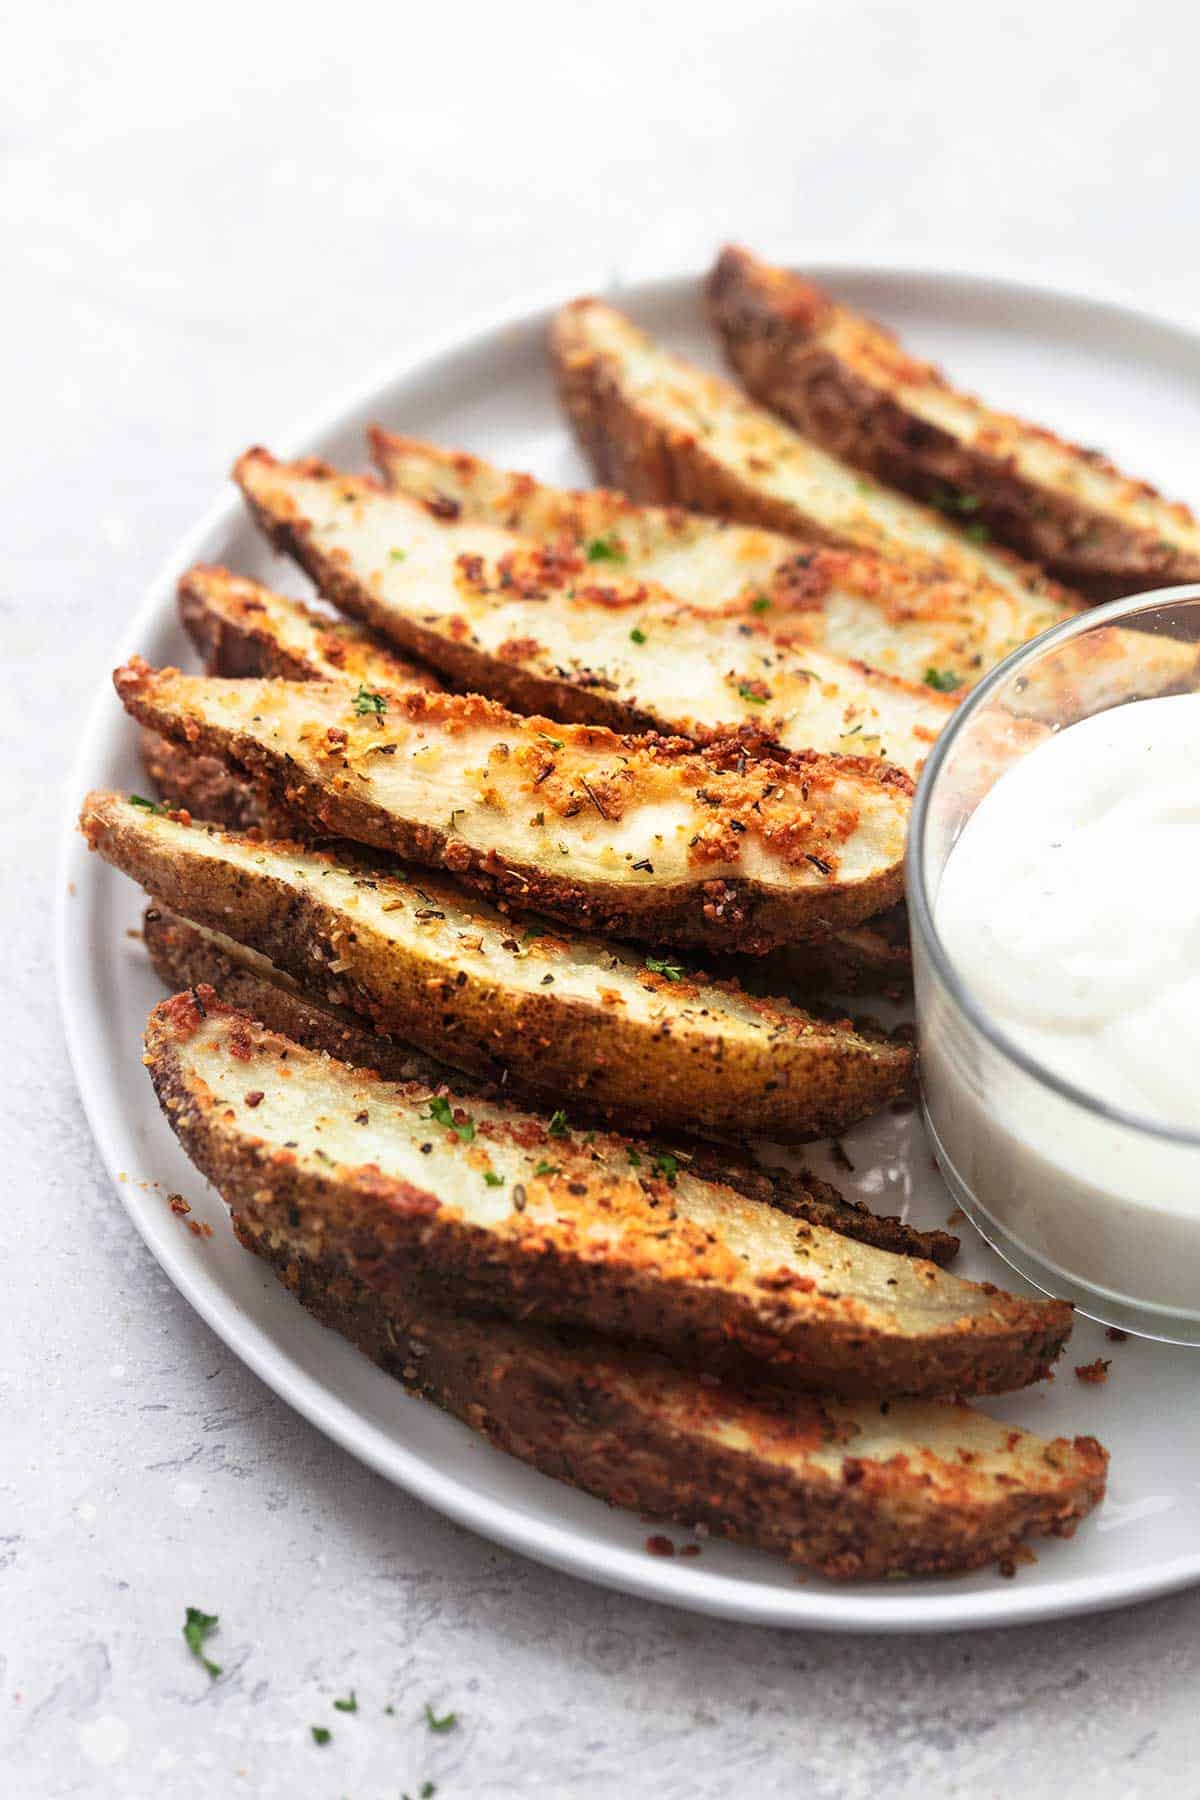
[907, 584, 1200, 1343]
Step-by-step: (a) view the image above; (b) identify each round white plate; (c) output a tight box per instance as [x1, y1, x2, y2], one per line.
[58, 265, 1200, 1632]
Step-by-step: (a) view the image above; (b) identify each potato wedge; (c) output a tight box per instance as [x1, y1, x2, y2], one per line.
[140, 569, 436, 828]
[370, 429, 1070, 691]
[235, 448, 953, 775]
[112, 662, 913, 952]
[141, 906, 955, 1263]
[145, 991, 1072, 1397]
[177, 564, 439, 691]
[85, 793, 912, 1142]
[238, 1220, 1105, 1579]
[709, 245, 1200, 603]
[551, 298, 1088, 606]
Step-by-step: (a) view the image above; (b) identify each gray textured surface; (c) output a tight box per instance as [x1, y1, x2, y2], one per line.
[7, 4, 1200, 1792]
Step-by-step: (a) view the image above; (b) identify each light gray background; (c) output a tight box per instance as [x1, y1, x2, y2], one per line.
[6, 3, 1200, 1793]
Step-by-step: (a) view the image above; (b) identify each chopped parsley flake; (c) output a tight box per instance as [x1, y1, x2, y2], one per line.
[586, 534, 624, 563]
[403, 1785, 437, 1799]
[533, 1160, 558, 1177]
[333, 1691, 357, 1713]
[353, 685, 387, 716]
[311, 1725, 331, 1746]
[182, 1606, 221, 1679]
[644, 954, 684, 982]
[626, 1148, 643, 1168]
[538, 731, 565, 751]
[923, 667, 963, 692]
[749, 593, 772, 614]
[389, 547, 407, 562]
[651, 1151, 680, 1186]
[425, 1096, 475, 1142]
[736, 683, 768, 705]
[483, 1171, 505, 1188]
[424, 1703, 458, 1734]
[130, 793, 169, 815]
[548, 1109, 570, 1138]
[629, 626, 648, 645]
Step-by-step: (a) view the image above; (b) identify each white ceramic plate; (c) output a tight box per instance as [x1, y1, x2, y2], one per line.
[58, 266, 1200, 1632]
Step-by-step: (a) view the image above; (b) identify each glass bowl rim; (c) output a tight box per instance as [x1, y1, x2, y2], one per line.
[906, 579, 1200, 1150]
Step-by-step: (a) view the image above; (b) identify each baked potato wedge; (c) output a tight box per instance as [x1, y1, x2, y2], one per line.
[550, 297, 1080, 611]
[141, 906, 955, 1263]
[235, 448, 953, 776]
[112, 662, 913, 952]
[145, 991, 1071, 1396]
[238, 1220, 1105, 1579]
[370, 429, 1069, 692]
[84, 792, 913, 1142]
[709, 245, 1200, 602]
[140, 569, 436, 829]
[177, 564, 439, 691]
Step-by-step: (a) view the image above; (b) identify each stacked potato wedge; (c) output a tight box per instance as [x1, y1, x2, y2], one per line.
[83, 253, 1166, 1580]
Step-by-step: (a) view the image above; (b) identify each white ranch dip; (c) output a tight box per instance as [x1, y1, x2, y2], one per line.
[922, 692, 1200, 1325]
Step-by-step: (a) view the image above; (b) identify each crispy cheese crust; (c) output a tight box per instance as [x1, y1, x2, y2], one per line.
[140, 906, 955, 1263]
[112, 661, 913, 953]
[235, 448, 953, 777]
[238, 1222, 1105, 1579]
[709, 246, 1200, 603]
[84, 792, 914, 1143]
[145, 992, 1072, 1397]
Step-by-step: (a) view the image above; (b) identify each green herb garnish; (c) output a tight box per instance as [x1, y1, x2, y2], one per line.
[425, 1096, 475, 1141]
[626, 1148, 643, 1168]
[533, 1160, 558, 1177]
[923, 668, 963, 692]
[333, 1691, 357, 1713]
[651, 1151, 680, 1185]
[483, 1172, 505, 1188]
[629, 627, 648, 645]
[353, 685, 387, 716]
[130, 793, 169, 815]
[749, 593, 772, 614]
[547, 1109, 570, 1138]
[736, 683, 767, 705]
[586, 534, 624, 564]
[389, 547, 407, 561]
[424, 1703, 458, 1734]
[182, 1606, 221, 1678]
[311, 1725, 331, 1746]
[644, 954, 684, 982]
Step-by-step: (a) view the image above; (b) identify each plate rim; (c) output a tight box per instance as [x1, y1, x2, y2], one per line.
[56, 258, 1200, 1633]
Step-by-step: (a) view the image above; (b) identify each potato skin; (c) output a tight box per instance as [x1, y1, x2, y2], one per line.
[709, 246, 1200, 603]
[237, 1218, 1105, 1581]
[145, 992, 1073, 1399]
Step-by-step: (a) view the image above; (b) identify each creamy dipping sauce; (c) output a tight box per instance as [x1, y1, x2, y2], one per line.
[920, 692, 1200, 1329]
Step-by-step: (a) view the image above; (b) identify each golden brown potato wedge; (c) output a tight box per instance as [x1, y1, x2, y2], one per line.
[177, 564, 440, 690]
[235, 448, 953, 776]
[146, 991, 1072, 1397]
[370, 428, 1068, 692]
[550, 296, 1082, 611]
[112, 662, 913, 953]
[140, 905, 955, 1263]
[140, 569, 437, 828]
[239, 1219, 1105, 1579]
[709, 245, 1200, 603]
[84, 792, 913, 1143]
